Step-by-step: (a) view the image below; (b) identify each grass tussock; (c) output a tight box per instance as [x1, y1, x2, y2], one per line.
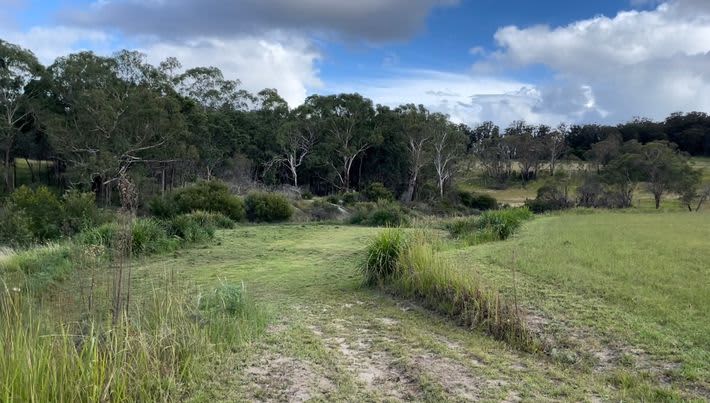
[361, 229, 535, 350]
[446, 207, 533, 244]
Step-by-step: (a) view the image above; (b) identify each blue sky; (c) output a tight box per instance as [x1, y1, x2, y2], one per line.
[3, 0, 709, 126]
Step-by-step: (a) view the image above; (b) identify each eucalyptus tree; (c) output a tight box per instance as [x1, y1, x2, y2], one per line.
[267, 104, 318, 188]
[47, 51, 185, 199]
[305, 93, 379, 191]
[397, 104, 433, 202]
[0, 40, 45, 191]
[431, 115, 466, 198]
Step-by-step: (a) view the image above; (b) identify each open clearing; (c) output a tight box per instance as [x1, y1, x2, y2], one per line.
[104, 211, 710, 401]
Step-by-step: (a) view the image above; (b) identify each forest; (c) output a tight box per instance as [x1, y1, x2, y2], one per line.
[2, 39, 709, 210]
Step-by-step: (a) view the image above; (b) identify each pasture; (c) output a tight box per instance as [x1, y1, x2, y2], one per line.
[25, 212, 705, 401]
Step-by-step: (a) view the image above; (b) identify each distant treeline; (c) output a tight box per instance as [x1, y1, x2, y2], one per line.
[1, 39, 709, 204]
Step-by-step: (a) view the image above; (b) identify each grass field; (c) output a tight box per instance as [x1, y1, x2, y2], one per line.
[34, 212, 703, 401]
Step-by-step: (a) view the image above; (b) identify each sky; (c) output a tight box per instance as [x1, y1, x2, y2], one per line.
[3, 0, 710, 127]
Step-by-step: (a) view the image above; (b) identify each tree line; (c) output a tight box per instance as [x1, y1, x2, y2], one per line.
[2, 39, 709, 208]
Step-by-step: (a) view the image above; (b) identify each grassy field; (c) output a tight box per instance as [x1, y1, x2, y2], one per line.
[35, 212, 700, 401]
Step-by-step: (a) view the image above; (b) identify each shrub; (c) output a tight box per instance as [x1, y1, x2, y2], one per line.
[309, 200, 342, 221]
[131, 218, 176, 255]
[367, 201, 410, 227]
[524, 185, 571, 213]
[148, 195, 178, 219]
[349, 201, 409, 227]
[301, 190, 314, 200]
[187, 210, 235, 229]
[244, 192, 293, 223]
[62, 190, 100, 235]
[165, 214, 216, 243]
[360, 228, 407, 286]
[341, 191, 361, 205]
[152, 181, 245, 221]
[326, 194, 340, 205]
[362, 182, 394, 202]
[9, 186, 64, 241]
[77, 222, 118, 249]
[0, 208, 33, 247]
[458, 191, 498, 211]
[446, 207, 533, 244]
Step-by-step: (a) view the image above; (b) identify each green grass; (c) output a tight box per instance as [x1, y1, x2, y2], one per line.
[3, 213, 708, 400]
[447, 211, 710, 392]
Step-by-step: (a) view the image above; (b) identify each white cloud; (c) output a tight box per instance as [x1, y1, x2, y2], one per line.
[143, 35, 322, 106]
[0, 25, 112, 64]
[323, 69, 570, 126]
[479, 0, 710, 122]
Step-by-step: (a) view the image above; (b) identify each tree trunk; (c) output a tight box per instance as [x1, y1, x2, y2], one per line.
[161, 168, 166, 195]
[4, 148, 12, 193]
[401, 171, 418, 203]
[654, 193, 661, 209]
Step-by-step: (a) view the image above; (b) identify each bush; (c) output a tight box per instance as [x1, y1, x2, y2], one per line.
[165, 214, 216, 243]
[349, 201, 409, 227]
[446, 207, 533, 244]
[148, 196, 178, 219]
[244, 192, 293, 223]
[301, 190, 314, 200]
[458, 191, 498, 211]
[362, 182, 394, 202]
[152, 181, 245, 221]
[524, 185, 571, 213]
[131, 218, 176, 255]
[360, 228, 407, 286]
[77, 222, 118, 249]
[62, 190, 100, 235]
[9, 186, 64, 242]
[0, 208, 33, 247]
[186, 210, 235, 229]
[340, 191, 361, 205]
[309, 200, 342, 221]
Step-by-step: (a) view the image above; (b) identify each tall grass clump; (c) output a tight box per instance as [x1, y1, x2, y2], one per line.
[197, 282, 268, 346]
[360, 228, 407, 286]
[361, 230, 535, 350]
[447, 207, 533, 245]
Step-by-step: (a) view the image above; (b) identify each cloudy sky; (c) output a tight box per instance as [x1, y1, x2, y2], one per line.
[3, 0, 710, 126]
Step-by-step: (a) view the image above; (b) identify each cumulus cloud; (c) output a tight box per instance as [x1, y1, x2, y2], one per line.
[0, 25, 113, 64]
[63, 0, 458, 43]
[323, 69, 569, 126]
[478, 0, 710, 122]
[143, 35, 322, 106]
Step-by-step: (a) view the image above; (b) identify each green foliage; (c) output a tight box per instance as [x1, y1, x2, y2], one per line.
[360, 228, 407, 286]
[153, 181, 245, 221]
[165, 214, 216, 243]
[308, 200, 342, 221]
[447, 207, 533, 244]
[362, 182, 393, 202]
[340, 191, 361, 205]
[301, 190, 314, 200]
[186, 210, 236, 229]
[0, 208, 33, 247]
[9, 186, 64, 241]
[244, 192, 293, 223]
[349, 200, 409, 227]
[524, 185, 571, 213]
[458, 190, 498, 211]
[62, 190, 100, 234]
[131, 218, 178, 255]
[199, 283, 245, 315]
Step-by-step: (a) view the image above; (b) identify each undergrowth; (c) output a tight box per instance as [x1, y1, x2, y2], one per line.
[446, 207, 533, 244]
